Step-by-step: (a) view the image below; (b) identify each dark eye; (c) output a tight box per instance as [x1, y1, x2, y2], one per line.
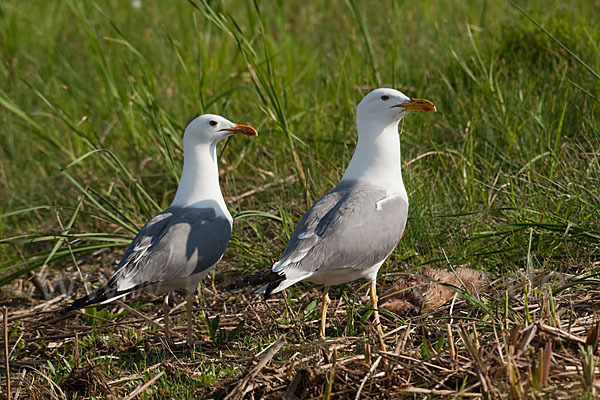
[381, 95, 389, 101]
[209, 120, 218, 126]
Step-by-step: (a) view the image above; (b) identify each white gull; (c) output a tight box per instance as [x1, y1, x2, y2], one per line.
[66, 114, 257, 345]
[257, 88, 435, 349]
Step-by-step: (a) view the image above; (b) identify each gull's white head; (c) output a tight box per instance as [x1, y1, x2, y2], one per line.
[356, 88, 436, 127]
[172, 114, 257, 211]
[184, 114, 257, 146]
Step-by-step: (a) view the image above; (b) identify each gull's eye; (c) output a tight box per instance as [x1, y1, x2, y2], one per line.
[381, 95, 389, 101]
[209, 120, 218, 126]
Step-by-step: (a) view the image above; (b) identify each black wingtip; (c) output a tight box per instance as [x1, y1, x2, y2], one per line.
[263, 272, 285, 300]
[263, 282, 275, 300]
[62, 287, 107, 314]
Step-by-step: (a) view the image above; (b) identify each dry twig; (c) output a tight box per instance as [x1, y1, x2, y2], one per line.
[225, 336, 286, 400]
[123, 370, 165, 400]
[4, 306, 10, 400]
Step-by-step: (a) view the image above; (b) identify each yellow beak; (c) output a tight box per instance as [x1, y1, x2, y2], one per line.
[220, 124, 258, 136]
[392, 98, 436, 112]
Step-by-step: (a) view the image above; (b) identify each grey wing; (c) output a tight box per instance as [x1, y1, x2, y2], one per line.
[272, 190, 346, 272]
[109, 206, 232, 292]
[273, 182, 408, 277]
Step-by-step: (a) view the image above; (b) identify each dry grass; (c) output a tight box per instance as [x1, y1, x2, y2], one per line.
[2, 260, 600, 399]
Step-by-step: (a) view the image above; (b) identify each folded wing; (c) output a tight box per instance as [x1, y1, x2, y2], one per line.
[66, 206, 231, 311]
[259, 181, 408, 297]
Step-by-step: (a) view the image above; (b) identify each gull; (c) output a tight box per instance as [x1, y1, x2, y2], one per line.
[65, 114, 257, 345]
[257, 88, 435, 349]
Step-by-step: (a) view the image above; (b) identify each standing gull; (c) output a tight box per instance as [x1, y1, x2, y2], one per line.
[66, 114, 257, 345]
[257, 88, 435, 349]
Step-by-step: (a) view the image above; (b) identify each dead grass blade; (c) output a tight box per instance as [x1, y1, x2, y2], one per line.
[3, 306, 10, 400]
[123, 370, 165, 400]
[225, 336, 286, 400]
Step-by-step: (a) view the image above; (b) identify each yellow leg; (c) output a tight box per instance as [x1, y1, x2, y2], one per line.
[319, 286, 331, 340]
[186, 293, 194, 346]
[370, 280, 386, 351]
[163, 294, 172, 343]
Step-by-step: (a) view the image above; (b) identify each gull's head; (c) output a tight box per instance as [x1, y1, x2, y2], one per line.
[184, 114, 257, 145]
[356, 88, 436, 127]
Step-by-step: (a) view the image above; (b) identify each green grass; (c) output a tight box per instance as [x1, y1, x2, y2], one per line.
[1, 0, 599, 398]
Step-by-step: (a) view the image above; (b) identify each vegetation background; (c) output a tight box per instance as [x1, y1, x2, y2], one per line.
[0, 0, 598, 398]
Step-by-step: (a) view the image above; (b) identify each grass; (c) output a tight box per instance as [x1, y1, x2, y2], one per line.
[0, 0, 599, 398]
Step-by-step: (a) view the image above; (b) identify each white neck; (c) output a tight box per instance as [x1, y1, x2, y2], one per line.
[341, 119, 406, 197]
[171, 140, 232, 223]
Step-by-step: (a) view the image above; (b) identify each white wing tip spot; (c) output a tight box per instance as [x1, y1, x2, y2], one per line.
[297, 231, 314, 240]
